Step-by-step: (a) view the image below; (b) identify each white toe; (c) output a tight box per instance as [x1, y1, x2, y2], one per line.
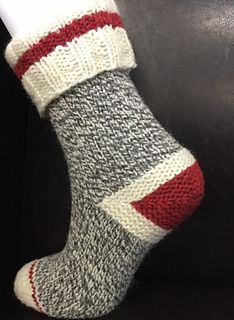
[14, 261, 43, 312]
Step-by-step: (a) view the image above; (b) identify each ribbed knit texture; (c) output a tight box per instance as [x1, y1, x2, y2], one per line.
[5, 0, 205, 318]
[5, 0, 135, 114]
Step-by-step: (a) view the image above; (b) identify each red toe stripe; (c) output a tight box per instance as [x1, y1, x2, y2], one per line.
[28, 262, 44, 313]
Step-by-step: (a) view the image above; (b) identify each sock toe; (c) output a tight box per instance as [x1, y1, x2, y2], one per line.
[14, 261, 44, 313]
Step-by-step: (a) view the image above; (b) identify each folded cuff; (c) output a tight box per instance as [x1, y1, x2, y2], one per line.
[5, 0, 136, 114]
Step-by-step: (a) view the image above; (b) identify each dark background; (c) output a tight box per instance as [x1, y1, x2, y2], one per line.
[1, 0, 234, 319]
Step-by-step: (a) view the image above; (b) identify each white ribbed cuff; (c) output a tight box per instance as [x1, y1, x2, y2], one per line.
[5, 0, 136, 114]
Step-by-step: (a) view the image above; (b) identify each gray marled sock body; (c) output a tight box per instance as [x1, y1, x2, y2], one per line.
[14, 71, 204, 319]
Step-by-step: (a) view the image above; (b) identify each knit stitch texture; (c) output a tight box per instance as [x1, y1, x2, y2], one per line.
[5, 0, 135, 113]
[14, 71, 204, 318]
[5, 0, 205, 318]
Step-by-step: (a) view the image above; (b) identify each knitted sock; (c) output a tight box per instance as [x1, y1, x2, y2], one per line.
[5, 0, 204, 318]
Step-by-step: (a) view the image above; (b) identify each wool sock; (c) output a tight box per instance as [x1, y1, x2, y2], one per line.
[5, 0, 204, 318]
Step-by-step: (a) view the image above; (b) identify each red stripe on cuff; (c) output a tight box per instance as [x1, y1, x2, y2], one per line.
[131, 162, 204, 230]
[14, 11, 124, 79]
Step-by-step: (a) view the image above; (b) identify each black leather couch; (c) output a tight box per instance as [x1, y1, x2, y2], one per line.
[1, 1, 234, 319]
